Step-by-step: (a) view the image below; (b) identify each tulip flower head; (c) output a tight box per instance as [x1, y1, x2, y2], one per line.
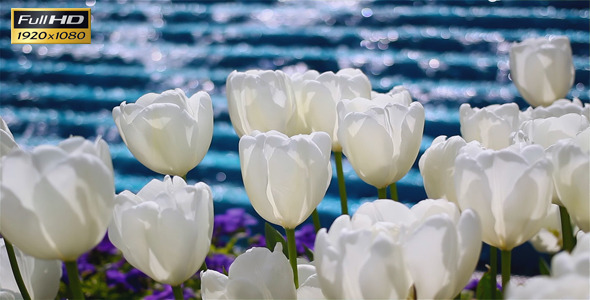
[509, 36, 575, 107]
[0, 137, 115, 261]
[314, 199, 481, 300]
[460, 103, 520, 150]
[201, 245, 297, 300]
[112, 88, 213, 177]
[506, 232, 590, 299]
[337, 93, 425, 189]
[290, 68, 372, 150]
[550, 128, 590, 232]
[226, 70, 300, 137]
[239, 130, 332, 229]
[108, 175, 213, 286]
[454, 143, 553, 250]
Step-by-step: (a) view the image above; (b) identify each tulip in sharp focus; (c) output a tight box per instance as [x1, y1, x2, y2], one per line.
[509, 36, 575, 107]
[551, 128, 590, 232]
[0, 137, 114, 261]
[314, 199, 481, 300]
[227, 70, 300, 137]
[460, 103, 520, 150]
[454, 143, 553, 250]
[239, 131, 332, 229]
[337, 94, 424, 189]
[112, 88, 213, 177]
[290, 68, 372, 150]
[0, 239, 62, 300]
[108, 176, 213, 286]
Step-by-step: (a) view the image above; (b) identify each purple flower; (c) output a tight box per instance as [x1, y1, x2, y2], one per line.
[96, 233, 119, 255]
[205, 253, 235, 274]
[214, 208, 258, 237]
[77, 253, 96, 276]
[144, 285, 195, 300]
[295, 224, 316, 255]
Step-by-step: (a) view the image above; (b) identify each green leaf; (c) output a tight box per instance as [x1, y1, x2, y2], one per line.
[539, 257, 551, 275]
[264, 222, 288, 257]
[303, 244, 314, 261]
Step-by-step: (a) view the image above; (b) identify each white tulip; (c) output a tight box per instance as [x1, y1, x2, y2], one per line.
[454, 143, 553, 250]
[108, 176, 213, 286]
[337, 95, 424, 189]
[509, 36, 575, 107]
[112, 88, 213, 177]
[520, 98, 590, 123]
[0, 137, 114, 260]
[418, 135, 468, 204]
[201, 245, 297, 300]
[551, 129, 590, 232]
[291, 69, 372, 150]
[459, 103, 520, 150]
[238, 131, 332, 229]
[506, 232, 590, 299]
[529, 204, 563, 254]
[516, 113, 589, 149]
[226, 70, 300, 137]
[0, 239, 62, 300]
[314, 213, 412, 299]
[314, 199, 481, 300]
[0, 117, 18, 157]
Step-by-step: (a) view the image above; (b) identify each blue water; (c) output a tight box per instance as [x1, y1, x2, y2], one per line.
[1, 0, 588, 275]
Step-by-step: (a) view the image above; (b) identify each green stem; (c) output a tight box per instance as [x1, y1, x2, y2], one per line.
[334, 151, 348, 215]
[172, 285, 183, 300]
[65, 260, 85, 300]
[4, 239, 31, 300]
[378, 187, 387, 199]
[389, 182, 398, 201]
[311, 209, 321, 233]
[501, 250, 511, 291]
[559, 206, 576, 252]
[490, 246, 497, 299]
[285, 228, 299, 288]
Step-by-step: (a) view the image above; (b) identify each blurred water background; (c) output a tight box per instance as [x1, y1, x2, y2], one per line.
[1, 0, 588, 275]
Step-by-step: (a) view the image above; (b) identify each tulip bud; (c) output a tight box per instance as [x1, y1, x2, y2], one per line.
[108, 176, 213, 286]
[509, 36, 575, 107]
[112, 88, 213, 177]
[337, 94, 425, 189]
[238, 131, 332, 229]
[226, 70, 299, 137]
[291, 68, 372, 150]
[551, 128, 590, 232]
[460, 103, 520, 150]
[0, 137, 115, 261]
[419, 135, 468, 204]
[454, 143, 553, 250]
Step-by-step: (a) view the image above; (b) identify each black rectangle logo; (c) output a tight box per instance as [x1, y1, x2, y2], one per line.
[13, 10, 89, 29]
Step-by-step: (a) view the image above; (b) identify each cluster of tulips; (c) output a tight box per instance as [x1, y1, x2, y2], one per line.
[1, 34, 588, 299]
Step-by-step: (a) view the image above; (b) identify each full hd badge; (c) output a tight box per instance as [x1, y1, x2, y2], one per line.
[11, 8, 91, 44]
